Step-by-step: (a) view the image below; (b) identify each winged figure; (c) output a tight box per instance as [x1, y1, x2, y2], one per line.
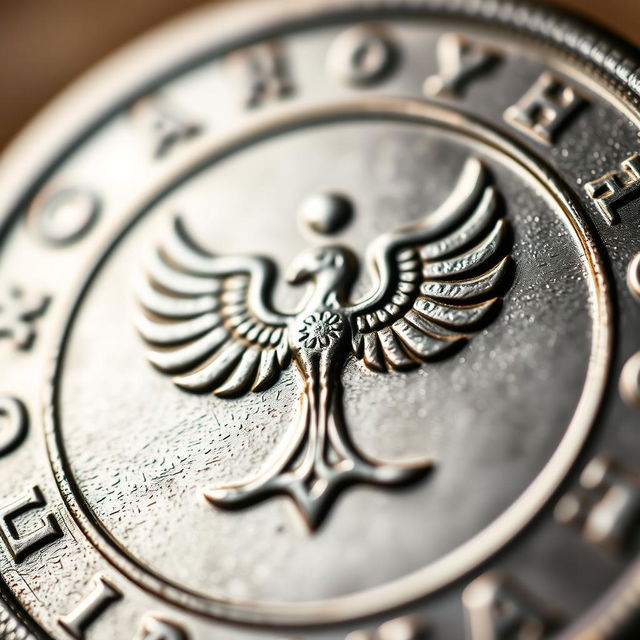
[135, 157, 511, 529]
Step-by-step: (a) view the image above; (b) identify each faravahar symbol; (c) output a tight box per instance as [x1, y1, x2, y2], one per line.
[135, 157, 512, 529]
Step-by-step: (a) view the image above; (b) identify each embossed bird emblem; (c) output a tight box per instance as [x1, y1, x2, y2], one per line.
[135, 157, 512, 529]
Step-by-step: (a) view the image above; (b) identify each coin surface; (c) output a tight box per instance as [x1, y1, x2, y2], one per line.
[0, 1, 639, 638]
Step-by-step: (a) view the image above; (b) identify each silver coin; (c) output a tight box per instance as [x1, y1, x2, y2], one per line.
[0, 1, 638, 639]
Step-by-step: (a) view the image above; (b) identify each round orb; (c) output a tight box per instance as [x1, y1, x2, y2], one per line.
[300, 191, 353, 234]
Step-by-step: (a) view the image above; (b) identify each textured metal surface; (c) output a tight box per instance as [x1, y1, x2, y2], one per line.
[0, 599, 36, 640]
[0, 1, 638, 639]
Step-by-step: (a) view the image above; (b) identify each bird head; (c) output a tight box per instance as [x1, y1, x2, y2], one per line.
[286, 246, 352, 284]
[286, 246, 357, 307]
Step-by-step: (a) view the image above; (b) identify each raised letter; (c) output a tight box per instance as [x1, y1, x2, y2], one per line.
[424, 33, 499, 97]
[29, 185, 100, 246]
[620, 352, 640, 409]
[585, 153, 640, 224]
[233, 42, 294, 109]
[131, 96, 201, 159]
[0, 486, 62, 563]
[58, 575, 122, 639]
[504, 72, 584, 145]
[343, 615, 429, 639]
[463, 571, 559, 639]
[376, 615, 429, 639]
[134, 615, 189, 640]
[0, 286, 50, 350]
[555, 454, 640, 553]
[328, 25, 397, 87]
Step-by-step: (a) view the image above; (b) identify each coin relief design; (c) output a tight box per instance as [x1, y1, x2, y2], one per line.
[0, 1, 637, 639]
[135, 158, 511, 528]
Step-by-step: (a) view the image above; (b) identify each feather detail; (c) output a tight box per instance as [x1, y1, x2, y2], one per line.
[404, 309, 464, 340]
[136, 216, 292, 396]
[414, 296, 498, 328]
[420, 257, 509, 301]
[392, 318, 463, 360]
[349, 157, 510, 372]
[423, 219, 506, 278]
[215, 349, 261, 397]
[363, 332, 385, 372]
[257, 327, 273, 346]
[276, 330, 290, 368]
[136, 277, 219, 318]
[420, 186, 497, 260]
[252, 350, 280, 392]
[351, 331, 364, 357]
[136, 312, 221, 345]
[174, 342, 246, 392]
[146, 326, 229, 373]
[146, 252, 220, 296]
[378, 328, 417, 370]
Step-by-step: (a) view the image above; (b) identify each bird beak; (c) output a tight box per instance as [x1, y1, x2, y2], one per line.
[286, 264, 309, 285]
[286, 255, 314, 285]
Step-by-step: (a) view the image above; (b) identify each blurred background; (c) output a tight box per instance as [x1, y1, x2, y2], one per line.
[0, 0, 638, 151]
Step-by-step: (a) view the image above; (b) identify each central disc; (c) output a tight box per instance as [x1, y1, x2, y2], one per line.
[51, 111, 603, 621]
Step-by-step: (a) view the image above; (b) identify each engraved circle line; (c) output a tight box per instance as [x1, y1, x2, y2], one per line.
[43, 97, 612, 627]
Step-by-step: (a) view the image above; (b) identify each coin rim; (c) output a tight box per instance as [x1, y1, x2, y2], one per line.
[44, 97, 612, 626]
[0, 0, 637, 637]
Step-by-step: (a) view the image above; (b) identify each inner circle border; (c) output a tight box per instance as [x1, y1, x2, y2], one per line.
[44, 97, 612, 627]
[0, 0, 636, 636]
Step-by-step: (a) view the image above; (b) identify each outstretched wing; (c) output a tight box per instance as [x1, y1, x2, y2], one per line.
[135, 217, 291, 396]
[349, 157, 511, 372]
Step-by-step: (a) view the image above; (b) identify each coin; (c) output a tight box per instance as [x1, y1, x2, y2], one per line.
[0, 1, 638, 638]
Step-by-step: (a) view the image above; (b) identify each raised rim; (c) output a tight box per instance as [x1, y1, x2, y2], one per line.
[43, 97, 611, 626]
[0, 0, 637, 637]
